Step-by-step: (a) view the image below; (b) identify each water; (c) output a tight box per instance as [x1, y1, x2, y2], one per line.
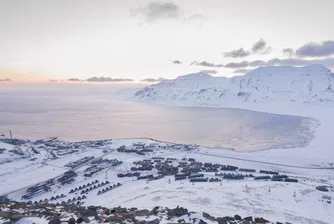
[0, 83, 316, 151]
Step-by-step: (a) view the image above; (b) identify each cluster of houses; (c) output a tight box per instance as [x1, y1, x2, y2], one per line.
[189, 177, 208, 182]
[66, 195, 86, 205]
[115, 156, 299, 185]
[239, 168, 256, 172]
[69, 180, 99, 194]
[273, 177, 298, 183]
[22, 179, 54, 200]
[116, 142, 198, 156]
[8, 148, 25, 156]
[97, 183, 122, 195]
[117, 144, 154, 155]
[79, 181, 110, 194]
[48, 194, 66, 202]
[32, 194, 66, 204]
[254, 175, 271, 180]
[65, 156, 95, 169]
[251, 174, 298, 182]
[84, 166, 104, 177]
[91, 158, 123, 166]
[57, 171, 78, 185]
[56, 149, 79, 156]
[28, 194, 65, 205]
[131, 160, 154, 171]
[215, 173, 249, 180]
[117, 172, 141, 178]
[84, 158, 123, 177]
[259, 170, 279, 175]
[137, 174, 155, 180]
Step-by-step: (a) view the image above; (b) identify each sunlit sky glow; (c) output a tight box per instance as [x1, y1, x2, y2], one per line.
[1, 0, 334, 82]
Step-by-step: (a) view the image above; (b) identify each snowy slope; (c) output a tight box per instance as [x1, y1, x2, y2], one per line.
[1, 139, 333, 224]
[133, 64, 334, 105]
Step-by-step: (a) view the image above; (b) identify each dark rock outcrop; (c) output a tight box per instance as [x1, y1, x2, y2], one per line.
[254, 217, 270, 223]
[68, 217, 76, 224]
[167, 206, 188, 217]
[243, 216, 253, 222]
[48, 216, 61, 224]
[203, 212, 216, 221]
[147, 218, 160, 224]
[234, 214, 241, 220]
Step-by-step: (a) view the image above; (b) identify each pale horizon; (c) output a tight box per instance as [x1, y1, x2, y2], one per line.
[1, 0, 334, 82]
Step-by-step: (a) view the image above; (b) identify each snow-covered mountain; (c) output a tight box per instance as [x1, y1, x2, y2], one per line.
[133, 64, 334, 105]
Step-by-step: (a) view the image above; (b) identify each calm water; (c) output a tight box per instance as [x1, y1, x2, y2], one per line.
[0, 84, 316, 151]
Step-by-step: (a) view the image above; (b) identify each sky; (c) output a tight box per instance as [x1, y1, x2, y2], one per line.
[1, 0, 334, 82]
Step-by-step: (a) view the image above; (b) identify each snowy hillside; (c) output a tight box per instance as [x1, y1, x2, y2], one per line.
[133, 64, 334, 105]
[0, 138, 333, 224]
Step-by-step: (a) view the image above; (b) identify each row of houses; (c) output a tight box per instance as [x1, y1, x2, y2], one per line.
[272, 178, 298, 183]
[79, 181, 110, 194]
[22, 185, 51, 200]
[84, 167, 104, 177]
[22, 179, 55, 200]
[137, 174, 154, 180]
[65, 156, 95, 169]
[69, 180, 99, 193]
[66, 195, 86, 204]
[117, 172, 141, 178]
[91, 158, 123, 166]
[260, 170, 279, 175]
[215, 173, 247, 180]
[57, 171, 78, 185]
[97, 183, 122, 195]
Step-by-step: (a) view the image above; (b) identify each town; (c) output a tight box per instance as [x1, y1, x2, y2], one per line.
[0, 138, 333, 224]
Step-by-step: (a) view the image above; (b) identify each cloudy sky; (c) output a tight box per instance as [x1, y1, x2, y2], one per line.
[1, 0, 334, 81]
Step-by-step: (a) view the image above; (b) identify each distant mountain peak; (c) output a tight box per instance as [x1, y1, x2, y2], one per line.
[245, 64, 331, 77]
[133, 64, 334, 106]
[176, 72, 213, 80]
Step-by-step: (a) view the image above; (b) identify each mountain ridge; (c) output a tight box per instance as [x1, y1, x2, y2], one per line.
[133, 64, 334, 105]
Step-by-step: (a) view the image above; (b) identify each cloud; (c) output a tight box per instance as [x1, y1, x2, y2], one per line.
[225, 57, 334, 69]
[248, 60, 267, 67]
[0, 78, 12, 82]
[48, 79, 58, 82]
[296, 40, 334, 57]
[225, 61, 248, 68]
[68, 78, 80, 82]
[223, 48, 250, 58]
[224, 39, 271, 58]
[252, 39, 272, 54]
[172, 60, 182, 64]
[185, 13, 206, 22]
[282, 48, 294, 57]
[132, 1, 205, 25]
[86, 77, 134, 82]
[141, 77, 168, 82]
[132, 2, 181, 22]
[232, 69, 252, 74]
[200, 69, 218, 74]
[191, 61, 224, 68]
[266, 57, 334, 68]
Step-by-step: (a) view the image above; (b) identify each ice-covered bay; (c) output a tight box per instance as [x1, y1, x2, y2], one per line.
[0, 84, 318, 151]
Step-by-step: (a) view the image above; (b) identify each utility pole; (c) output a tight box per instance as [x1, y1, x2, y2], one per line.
[9, 130, 13, 144]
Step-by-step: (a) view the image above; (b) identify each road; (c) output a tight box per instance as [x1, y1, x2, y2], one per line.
[193, 152, 334, 170]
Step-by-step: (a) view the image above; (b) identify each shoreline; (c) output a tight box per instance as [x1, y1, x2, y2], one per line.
[2, 136, 333, 169]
